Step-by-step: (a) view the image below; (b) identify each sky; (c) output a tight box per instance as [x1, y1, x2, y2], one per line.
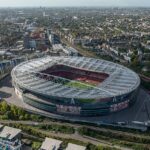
[0, 0, 150, 7]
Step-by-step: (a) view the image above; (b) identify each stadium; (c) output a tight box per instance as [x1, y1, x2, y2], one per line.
[11, 56, 140, 116]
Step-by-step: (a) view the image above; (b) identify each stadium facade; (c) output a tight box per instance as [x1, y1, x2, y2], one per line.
[0, 58, 26, 77]
[11, 56, 140, 116]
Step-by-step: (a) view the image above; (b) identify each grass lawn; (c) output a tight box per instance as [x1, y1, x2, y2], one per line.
[65, 81, 94, 89]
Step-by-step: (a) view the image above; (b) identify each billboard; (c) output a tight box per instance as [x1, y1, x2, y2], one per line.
[110, 99, 130, 112]
[56, 105, 81, 114]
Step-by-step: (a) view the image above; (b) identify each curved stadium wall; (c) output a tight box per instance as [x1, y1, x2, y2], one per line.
[12, 56, 140, 116]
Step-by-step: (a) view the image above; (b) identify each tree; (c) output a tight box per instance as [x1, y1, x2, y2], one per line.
[86, 143, 97, 150]
[10, 105, 18, 118]
[24, 114, 30, 120]
[32, 142, 41, 150]
[5, 111, 13, 119]
[0, 101, 10, 114]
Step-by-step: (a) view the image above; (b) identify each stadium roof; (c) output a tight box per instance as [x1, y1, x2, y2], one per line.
[12, 56, 140, 99]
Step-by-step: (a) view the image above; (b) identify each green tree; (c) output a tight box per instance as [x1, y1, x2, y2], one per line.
[32, 142, 41, 150]
[0, 101, 10, 114]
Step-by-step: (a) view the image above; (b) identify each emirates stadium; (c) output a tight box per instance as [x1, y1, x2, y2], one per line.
[11, 56, 140, 116]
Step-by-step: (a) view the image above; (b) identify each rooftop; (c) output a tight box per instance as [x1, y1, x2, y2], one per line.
[66, 143, 86, 150]
[0, 126, 21, 140]
[40, 138, 62, 150]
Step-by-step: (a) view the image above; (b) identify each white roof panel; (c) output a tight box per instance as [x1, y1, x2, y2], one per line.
[0, 126, 21, 140]
[41, 138, 62, 150]
[66, 143, 86, 150]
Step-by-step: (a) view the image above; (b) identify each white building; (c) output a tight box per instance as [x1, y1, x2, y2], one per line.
[66, 143, 86, 150]
[0, 126, 22, 150]
[40, 138, 62, 150]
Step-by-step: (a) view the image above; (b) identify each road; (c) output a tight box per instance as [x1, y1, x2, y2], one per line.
[1, 120, 149, 143]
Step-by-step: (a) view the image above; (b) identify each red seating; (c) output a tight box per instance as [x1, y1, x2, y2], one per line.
[41, 65, 109, 86]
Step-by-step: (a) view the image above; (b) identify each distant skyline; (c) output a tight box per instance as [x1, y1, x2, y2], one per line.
[0, 0, 150, 7]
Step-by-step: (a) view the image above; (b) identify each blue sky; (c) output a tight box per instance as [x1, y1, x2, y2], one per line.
[0, 0, 150, 7]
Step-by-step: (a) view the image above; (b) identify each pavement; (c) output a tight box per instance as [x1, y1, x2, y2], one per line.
[0, 75, 150, 124]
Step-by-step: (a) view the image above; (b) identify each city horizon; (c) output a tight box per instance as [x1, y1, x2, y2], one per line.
[1, 6, 150, 8]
